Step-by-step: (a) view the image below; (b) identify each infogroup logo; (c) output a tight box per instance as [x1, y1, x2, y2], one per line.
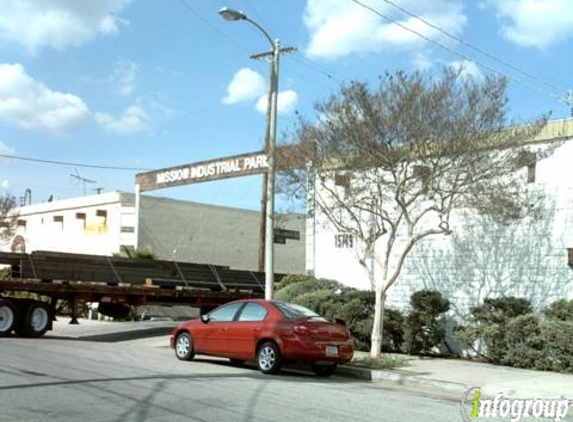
[460, 386, 572, 422]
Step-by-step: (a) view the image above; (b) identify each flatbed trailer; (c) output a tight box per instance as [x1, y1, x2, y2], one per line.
[0, 251, 273, 338]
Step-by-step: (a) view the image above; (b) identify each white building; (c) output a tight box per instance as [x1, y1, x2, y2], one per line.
[306, 118, 573, 319]
[3, 192, 305, 274]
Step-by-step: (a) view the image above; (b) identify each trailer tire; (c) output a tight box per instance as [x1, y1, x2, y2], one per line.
[15, 301, 51, 338]
[0, 299, 16, 337]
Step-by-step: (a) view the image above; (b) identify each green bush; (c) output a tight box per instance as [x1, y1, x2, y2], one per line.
[402, 290, 450, 355]
[382, 308, 405, 352]
[544, 299, 573, 322]
[538, 320, 573, 373]
[471, 297, 533, 324]
[274, 275, 403, 352]
[455, 296, 533, 363]
[503, 314, 544, 369]
[274, 275, 343, 303]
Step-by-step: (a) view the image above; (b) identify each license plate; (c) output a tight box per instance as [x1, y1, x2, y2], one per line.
[325, 345, 338, 356]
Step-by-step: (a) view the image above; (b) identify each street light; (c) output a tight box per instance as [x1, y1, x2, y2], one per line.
[219, 7, 280, 301]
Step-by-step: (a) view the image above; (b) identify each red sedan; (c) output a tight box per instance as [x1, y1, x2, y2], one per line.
[170, 299, 354, 376]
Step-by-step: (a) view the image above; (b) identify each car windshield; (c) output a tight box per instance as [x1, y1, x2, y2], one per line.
[272, 302, 328, 321]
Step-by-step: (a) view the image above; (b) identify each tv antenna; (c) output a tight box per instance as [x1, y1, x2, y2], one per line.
[70, 168, 96, 196]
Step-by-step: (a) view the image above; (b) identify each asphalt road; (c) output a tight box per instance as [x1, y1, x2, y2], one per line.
[0, 336, 465, 422]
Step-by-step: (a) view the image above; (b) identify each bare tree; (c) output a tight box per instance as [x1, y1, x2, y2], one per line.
[280, 69, 552, 358]
[0, 194, 18, 241]
[410, 195, 573, 321]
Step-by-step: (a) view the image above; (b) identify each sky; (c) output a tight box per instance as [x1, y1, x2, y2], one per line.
[1, 0, 572, 212]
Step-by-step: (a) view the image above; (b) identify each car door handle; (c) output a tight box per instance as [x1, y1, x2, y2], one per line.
[253, 328, 261, 332]
[220, 328, 227, 331]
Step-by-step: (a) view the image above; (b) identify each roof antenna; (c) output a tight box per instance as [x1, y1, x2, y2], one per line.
[69, 168, 96, 196]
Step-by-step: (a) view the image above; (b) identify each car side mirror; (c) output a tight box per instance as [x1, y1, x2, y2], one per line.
[200, 314, 210, 324]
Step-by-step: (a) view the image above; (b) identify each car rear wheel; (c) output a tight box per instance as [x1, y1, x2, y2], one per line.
[175, 332, 195, 361]
[0, 299, 16, 337]
[257, 341, 282, 374]
[312, 363, 337, 377]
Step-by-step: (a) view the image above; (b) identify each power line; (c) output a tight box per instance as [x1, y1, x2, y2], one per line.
[0, 153, 150, 171]
[174, 0, 348, 89]
[287, 54, 343, 84]
[348, 0, 566, 104]
[174, 0, 251, 55]
[376, 0, 569, 96]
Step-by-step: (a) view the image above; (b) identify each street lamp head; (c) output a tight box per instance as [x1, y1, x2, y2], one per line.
[219, 7, 247, 21]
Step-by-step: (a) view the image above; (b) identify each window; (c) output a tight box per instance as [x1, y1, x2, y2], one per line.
[53, 215, 64, 231]
[238, 303, 268, 322]
[527, 162, 536, 183]
[272, 302, 327, 322]
[96, 209, 108, 225]
[334, 234, 353, 248]
[76, 213, 86, 229]
[120, 226, 135, 233]
[334, 173, 350, 187]
[208, 302, 243, 322]
[17, 219, 26, 227]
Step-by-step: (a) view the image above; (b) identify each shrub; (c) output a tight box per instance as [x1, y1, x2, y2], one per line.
[402, 290, 450, 355]
[538, 320, 573, 373]
[544, 299, 573, 322]
[503, 314, 544, 369]
[471, 297, 533, 324]
[274, 276, 343, 303]
[274, 275, 403, 352]
[454, 296, 533, 363]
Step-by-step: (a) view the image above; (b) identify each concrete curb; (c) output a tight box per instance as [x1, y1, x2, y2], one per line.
[337, 365, 572, 401]
[338, 365, 467, 394]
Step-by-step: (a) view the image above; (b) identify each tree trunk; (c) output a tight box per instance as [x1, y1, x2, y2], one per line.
[370, 283, 386, 358]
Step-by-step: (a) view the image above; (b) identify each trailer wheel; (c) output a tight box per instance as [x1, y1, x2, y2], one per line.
[15, 302, 51, 338]
[0, 299, 16, 337]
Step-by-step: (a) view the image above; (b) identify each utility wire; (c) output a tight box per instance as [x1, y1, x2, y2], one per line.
[0, 153, 151, 171]
[287, 54, 343, 84]
[174, 0, 251, 55]
[174, 0, 347, 89]
[376, 0, 569, 96]
[349, 0, 566, 103]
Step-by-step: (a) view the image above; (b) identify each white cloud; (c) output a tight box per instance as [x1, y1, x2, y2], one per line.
[222, 68, 266, 104]
[95, 104, 151, 135]
[114, 60, 138, 96]
[412, 51, 434, 71]
[0, 0, 132, 54]
[450, 60, 484, 81]
[485, 0, 573, 49]
[0, 63, 90, 134]
[0, 141, 15, 157]
[256, 90, 299, 115]
[303, 0, 467, 60]
[1, 180, 9, 189]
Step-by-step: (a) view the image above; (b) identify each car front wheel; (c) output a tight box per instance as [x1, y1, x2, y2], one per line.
[175, 332, 195, 361]
[257, 341, 282, 374]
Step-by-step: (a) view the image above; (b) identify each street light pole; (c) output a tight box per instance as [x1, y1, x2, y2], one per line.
[219, 7, 284, 300]
[263, 38, 279, 300]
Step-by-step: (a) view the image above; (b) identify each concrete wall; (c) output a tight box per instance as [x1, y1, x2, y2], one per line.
[2, 192, 131, 255]
[1, 192, 305, 275]
[308, 119, 573, 320]
[135, 194, 305, 274]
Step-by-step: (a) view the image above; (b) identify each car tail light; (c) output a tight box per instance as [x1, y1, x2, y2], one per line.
[293, 324, 309, 336]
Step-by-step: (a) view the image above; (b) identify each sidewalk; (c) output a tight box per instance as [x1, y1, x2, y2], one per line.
[340, 352, 573, 399]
